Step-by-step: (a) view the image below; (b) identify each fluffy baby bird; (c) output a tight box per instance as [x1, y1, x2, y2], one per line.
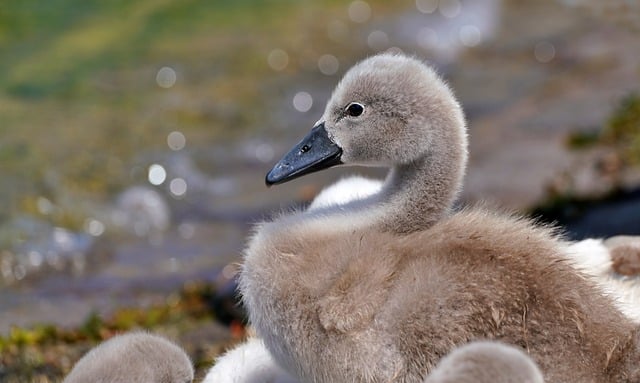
[424, 341, 544, 383]
[63, 332, 194, 383]
[239, 53, 640, 383]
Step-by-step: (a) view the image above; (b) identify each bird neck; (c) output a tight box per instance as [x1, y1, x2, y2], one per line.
[291, 125, 467, 235]
[374, 140, 466, 234]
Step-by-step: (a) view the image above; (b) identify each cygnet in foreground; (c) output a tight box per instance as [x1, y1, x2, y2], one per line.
[240, 53, 640, 383]
[424, 341, 544, 383]
[63, 332, 193, 383]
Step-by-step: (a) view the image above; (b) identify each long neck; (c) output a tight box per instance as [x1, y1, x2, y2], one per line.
[297, 126, 467, 235]
[373, 142, 466, 233]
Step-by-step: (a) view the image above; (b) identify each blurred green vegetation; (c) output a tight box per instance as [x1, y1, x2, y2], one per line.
[542, 93, 640, 227]
[0, 0, 391, 229]
[567, 92, 640, 165]
[602, 93, 640, 165]
[0, 1, 315, 98]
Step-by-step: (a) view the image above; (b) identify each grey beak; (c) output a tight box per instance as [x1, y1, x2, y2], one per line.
[266, 122, 343, 186]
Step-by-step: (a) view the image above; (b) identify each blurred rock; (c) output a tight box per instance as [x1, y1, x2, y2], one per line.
[112, 186, 170, 237]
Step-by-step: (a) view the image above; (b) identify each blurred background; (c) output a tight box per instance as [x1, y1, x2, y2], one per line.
[1, 0, 639, 381]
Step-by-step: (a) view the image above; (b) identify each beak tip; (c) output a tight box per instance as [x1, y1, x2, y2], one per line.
[264, 122, 342, 186]
[265, 172, 277, 187]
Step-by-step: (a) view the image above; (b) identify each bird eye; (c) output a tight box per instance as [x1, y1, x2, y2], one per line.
[345, 102, 364, 117]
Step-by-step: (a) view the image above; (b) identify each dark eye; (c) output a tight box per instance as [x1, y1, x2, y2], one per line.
[345, 102, 364, 117]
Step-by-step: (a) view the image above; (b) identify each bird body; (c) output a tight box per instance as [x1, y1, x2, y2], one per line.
[243, 206, 638, 382]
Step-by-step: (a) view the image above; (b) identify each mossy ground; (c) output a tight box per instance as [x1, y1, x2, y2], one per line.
[0, 281, 244, 382]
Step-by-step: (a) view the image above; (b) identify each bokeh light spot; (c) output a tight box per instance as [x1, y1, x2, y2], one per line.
[53, 228, 74, 251]
[417, 27, 439, 50]
[28, 251, 43, 268]
[348, 0, 371, 23]
[318, 54, 340, 75]
[439, 0, 462, 18]
[267, 49, 289, 71]
[327, 20, 349, 42]
[84, 218, 105, 237]
[178, 223, 195, 239]
[416, 0, 438, 13]
[148, 164, 167, 186]
[37, 197, 54, 215]
[170, 178, 187, 198]
[156, 66, 177, 88]
[534, 41, 556, 63]
[367, 30, 389, 51]
[255, 143, 275, 163]
[293, 91, 313, 112]
[167, 131, 186, 151]
[222, 263, 239, 279]
[459, 25, 482, 47]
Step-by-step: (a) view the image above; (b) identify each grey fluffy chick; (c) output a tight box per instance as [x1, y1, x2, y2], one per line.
[63, 332, 194, 383]
[241, 53, 640, 383]
[425, 341, 544, 383]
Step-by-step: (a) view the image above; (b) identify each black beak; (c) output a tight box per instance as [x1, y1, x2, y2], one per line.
[266, 122, 343, 186]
